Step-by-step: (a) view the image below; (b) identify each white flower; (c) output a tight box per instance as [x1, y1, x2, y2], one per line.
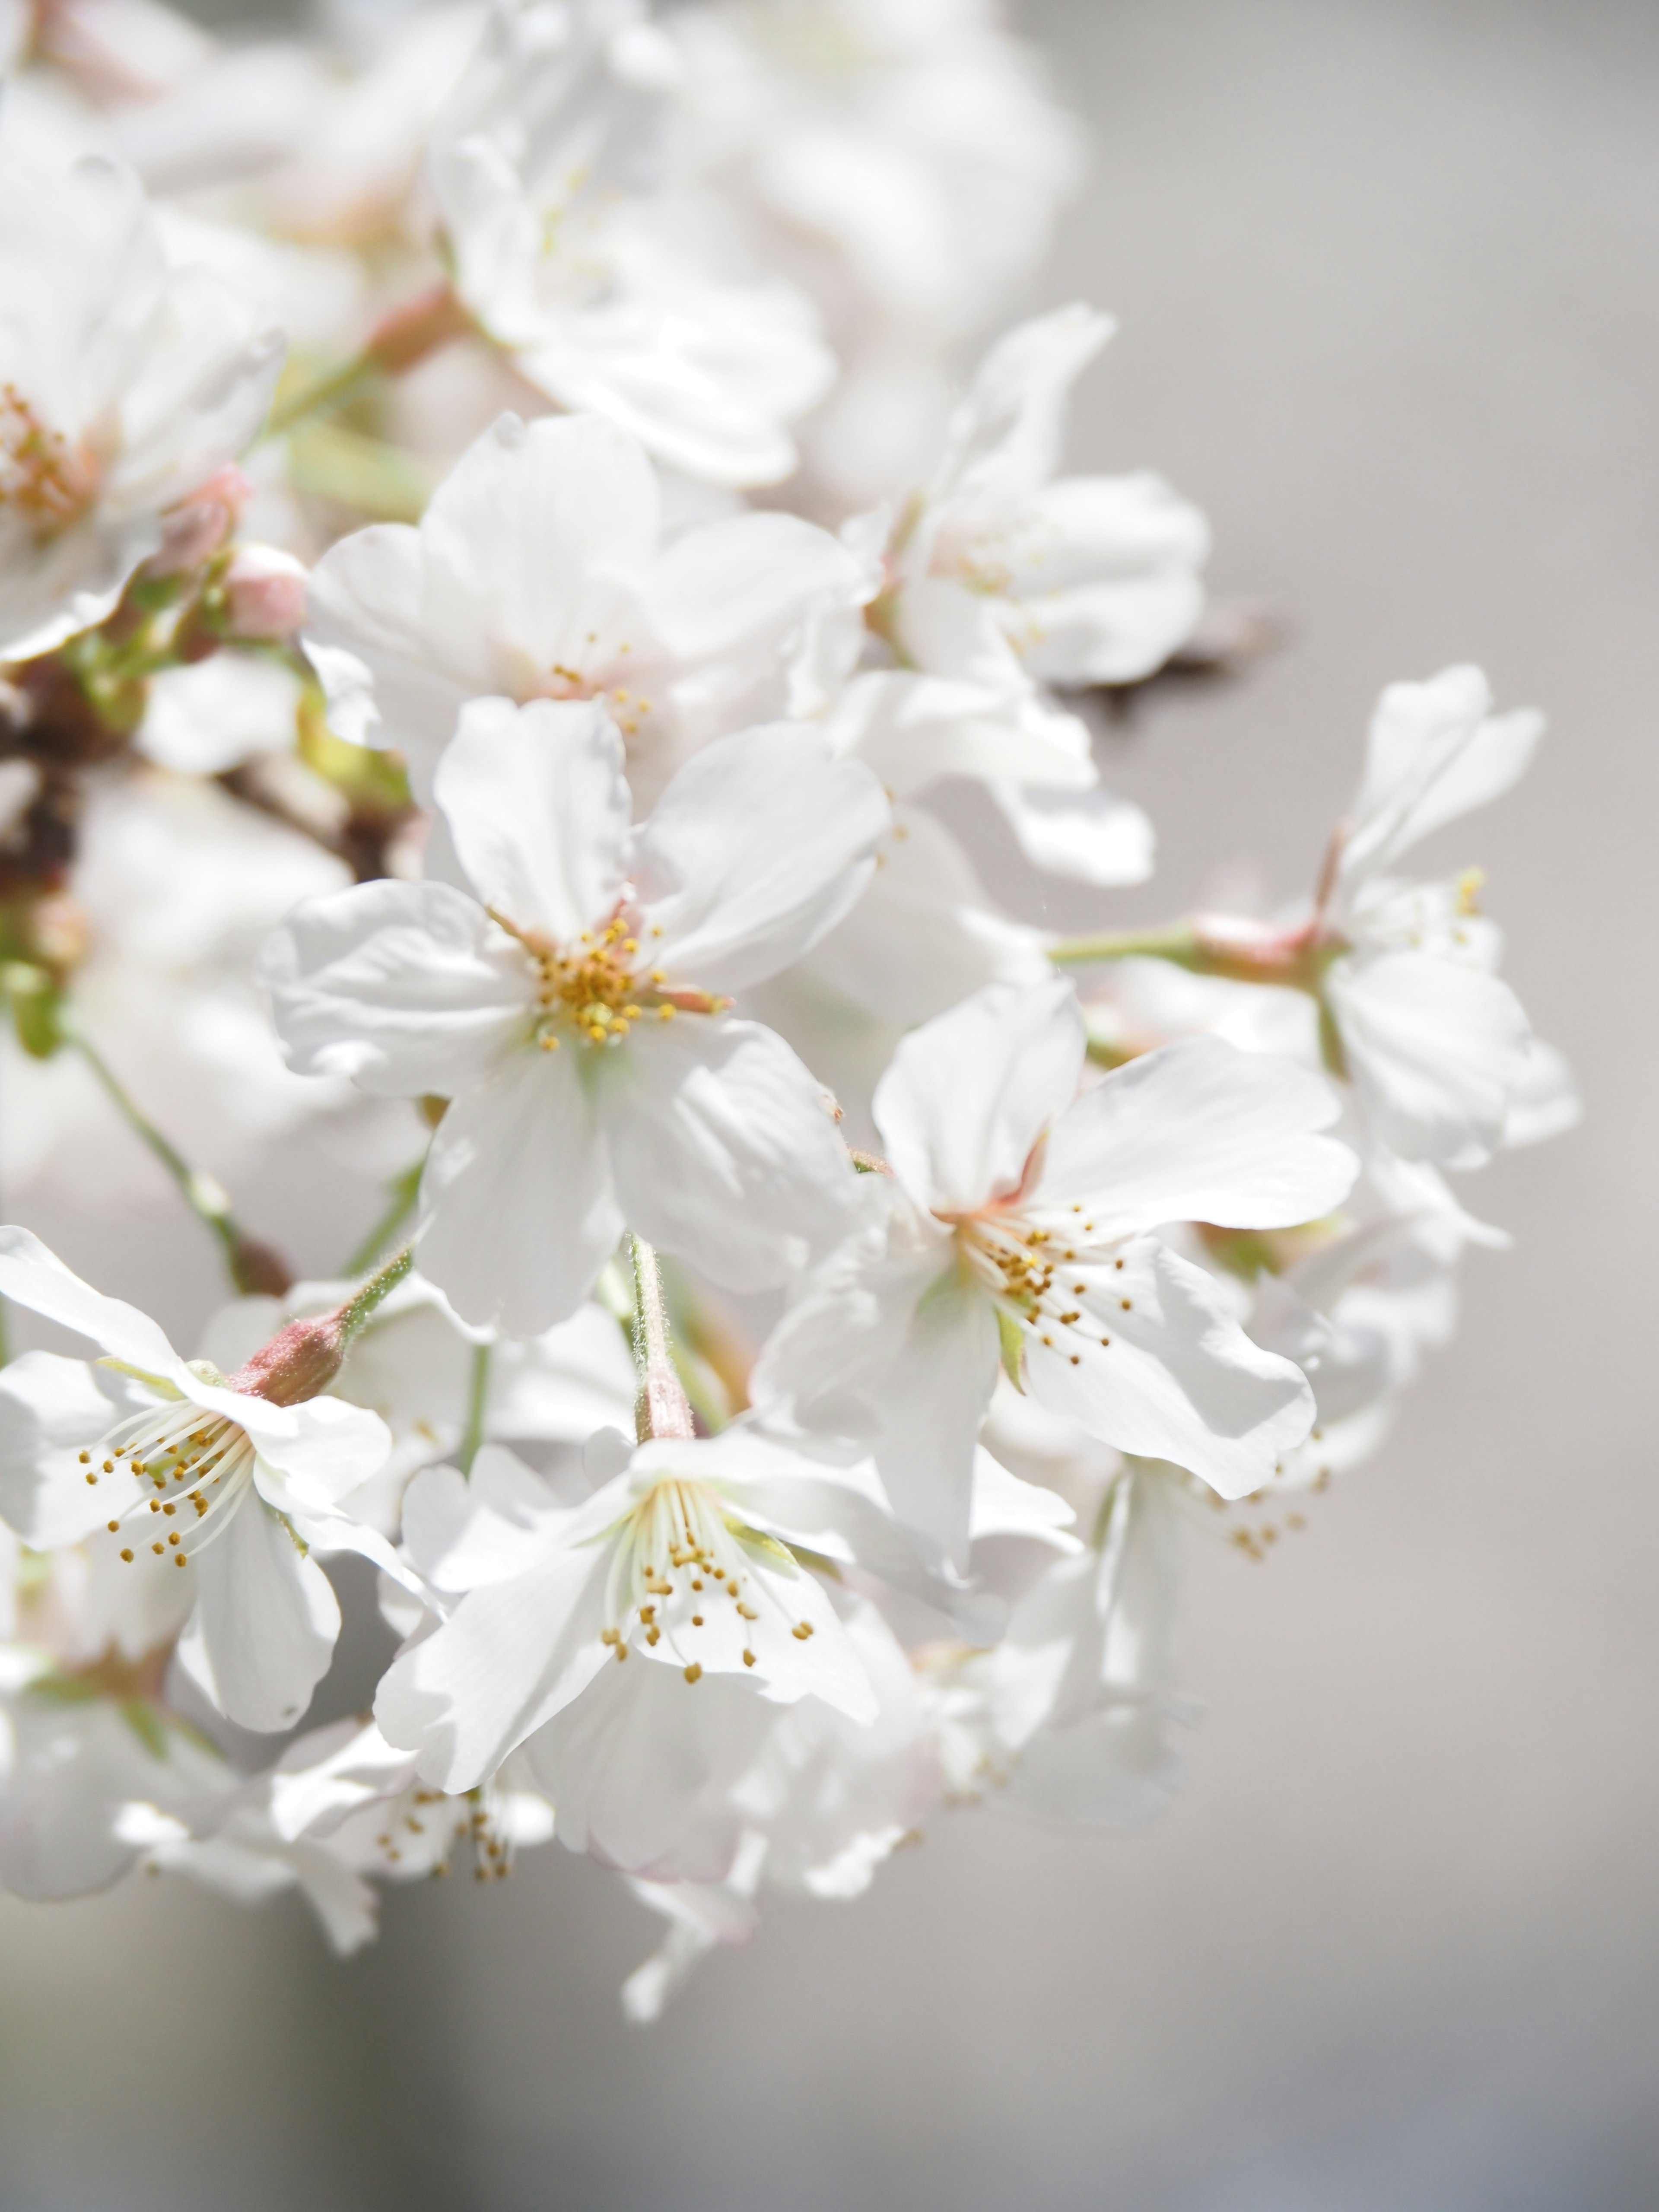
[865, 306, 1207, 884]
[303, 410, 867, 801]
[0, 154, 281, 661]
[0, 1645, 237, 1901]
[669, 0, 1085, 504]
[0, 1229, 394, 1731]
[890, 306, 1210, 690]
[376, 1433, 909, 1843]
[755, 978, 1356, 1567]
[928, 1433, 1190, 1829]
[1319, 665, 1550, 1167]
[262, 695, 886, 1332]
[429, 0, 834, 486]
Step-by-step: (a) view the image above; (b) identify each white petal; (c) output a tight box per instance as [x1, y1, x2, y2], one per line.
[824, 668, 1095, 797]
[304, 524, 471, 759]
[260, 878, 535, 1097]
[0, 1227, 188, 1385]
[1328, 950, 1530, 1168]
[928, 304, 1113, 515]
[874, 978, 1085, 1216]
[419, 1045, 623, 1333]
[418, 413, 659, 675]
[250, 1395, 391, 1508]
[435, 695, 631, 943]
[178, 1495, 341, 1732]
[635, 726, 887, 992]
[989, 780, 1155, 887]
[599, 1015, 859, 1291]
[1030, 1035, 1356, 1238]
[375, 1537, 612, 1792]
[0, 1352, 148, 1547]
[1021, 1239, 1315, 1499]
[1341, 665, 1542, 885]
[522, 1657, 774, 1882]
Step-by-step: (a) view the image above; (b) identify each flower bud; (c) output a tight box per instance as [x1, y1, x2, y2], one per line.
[222, 545, 309, 642]
[146, 466, 252, 578]
[226, 1313, 346, 1407]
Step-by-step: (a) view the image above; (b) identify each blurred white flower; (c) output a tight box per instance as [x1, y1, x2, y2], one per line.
[0, 154, 281, 661]
[429, 0, 833, 485]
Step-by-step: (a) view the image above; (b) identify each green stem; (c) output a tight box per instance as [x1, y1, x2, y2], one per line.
[1048, 923, 1207, 970]
[628, 1232, 696, 1443]
[344, 1156, 424, 1276]
[456, 1341, 491, 1478]
[334, 1243, 415, 1349]
[67, 1020, 289, 1294]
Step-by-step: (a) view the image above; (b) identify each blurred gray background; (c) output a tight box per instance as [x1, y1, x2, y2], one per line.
[4, 0, 1659, 2205]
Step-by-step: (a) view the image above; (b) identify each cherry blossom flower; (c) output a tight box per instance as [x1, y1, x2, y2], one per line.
[428, 0, 834, 486]
[755, 977, 1356, 1567]
[0, 153, 281, 661]
[303, 410, 867, 801]
[376, 1432, 924, 1863]
[262, 695, 887, 1331]
[0, 1228, 396, 1731]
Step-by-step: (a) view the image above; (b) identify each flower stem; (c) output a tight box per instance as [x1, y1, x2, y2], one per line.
[628, 1233, 696, 1444]
[1047, 922, 1207, 970]
[344, 1156, 425, 1276]
[264, 283, 472, 438]
[334, 1244, 415, 1349]
[457, 1341, 491, 1477]
[66, 1019, 291, 1295]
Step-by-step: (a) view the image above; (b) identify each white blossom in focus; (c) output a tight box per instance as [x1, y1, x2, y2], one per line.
[0, 1229, 395, 1731]
[304, 410, 867, 800]
[755, 978, 1356, 1567]
[262, 696, 887, 1330]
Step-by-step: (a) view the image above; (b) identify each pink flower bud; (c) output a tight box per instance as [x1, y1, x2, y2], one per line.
[223, 544, 309, 642]
[226, 1313, 346, 1407]
[148, 465, 252, 577]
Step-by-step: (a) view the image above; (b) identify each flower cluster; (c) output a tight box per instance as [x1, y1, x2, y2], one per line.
[0, 0, 1572, 2015]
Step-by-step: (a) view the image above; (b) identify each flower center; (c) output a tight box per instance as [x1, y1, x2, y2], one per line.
[601, 1477, 810, 1682]
[957, 1213, 1121, 1361]
[0, 386, 97, 534]
[83, 1399, 259, 1569]
[528, 914, 662, 1048]
[490, 906, 720, 1051]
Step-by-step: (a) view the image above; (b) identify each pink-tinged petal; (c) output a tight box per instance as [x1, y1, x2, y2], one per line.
[634, 726, 888, 993]
[875, 979, 1085, 1217]
[599, 1014, 859, 1292]
[1020, 1238, 1315, 1499]
[260, 878, 535, 1098]
[0, 1352, 150, 1547]
[177, 1494, 341, 1732]
[0, 1227, 188, 1386]
[435, 696, 630, 944]
[418, 1045, 622, 1334]
[1030, 1034, 1355, 1238]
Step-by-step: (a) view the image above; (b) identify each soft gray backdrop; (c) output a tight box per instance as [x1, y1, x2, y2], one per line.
[3, 1, 1656, 2205]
